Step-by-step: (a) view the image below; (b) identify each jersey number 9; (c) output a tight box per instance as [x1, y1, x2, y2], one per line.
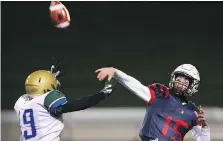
[20, 109, 36, 139]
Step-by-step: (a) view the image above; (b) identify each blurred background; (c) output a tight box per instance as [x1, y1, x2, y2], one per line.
[2, 1, 223, 141]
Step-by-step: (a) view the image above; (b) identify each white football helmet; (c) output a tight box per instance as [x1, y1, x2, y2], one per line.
[169, 64, 200, 96]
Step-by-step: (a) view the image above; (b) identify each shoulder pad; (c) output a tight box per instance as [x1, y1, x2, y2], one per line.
[148, 83, 170, 98]
[44, 90, 67, 110]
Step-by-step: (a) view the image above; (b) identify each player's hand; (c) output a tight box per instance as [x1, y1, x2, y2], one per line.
[50, 57, 61, 78]
[195, 105, 208, 128]
[49, 57, 64, 88]
[95, 67, 116, 81]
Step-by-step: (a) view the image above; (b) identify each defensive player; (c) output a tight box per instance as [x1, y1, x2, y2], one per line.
[14, 63, 116, 141]
[96, 64, 210, 141]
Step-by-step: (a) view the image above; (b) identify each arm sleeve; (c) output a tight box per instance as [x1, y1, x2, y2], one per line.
[45, 90, 111, 116]
[114, 69, 152, 103]
[191, 126, 210, 141]
[61, 90, 110, 113]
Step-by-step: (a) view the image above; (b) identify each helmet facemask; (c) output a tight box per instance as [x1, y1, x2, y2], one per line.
[169, 72, 200, 96]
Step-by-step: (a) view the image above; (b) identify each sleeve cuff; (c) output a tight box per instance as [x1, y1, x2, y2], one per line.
[49, 97, 67, 110]
[146, 87, 155, 105]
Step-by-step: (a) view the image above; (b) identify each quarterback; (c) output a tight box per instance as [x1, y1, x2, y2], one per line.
[14, 63, 115, 141]
[96, 64, 210, 141]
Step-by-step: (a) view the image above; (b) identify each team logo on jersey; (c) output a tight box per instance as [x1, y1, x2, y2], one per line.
[177, 108, 184, 114]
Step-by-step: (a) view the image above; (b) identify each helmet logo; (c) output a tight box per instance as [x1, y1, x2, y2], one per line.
[38, 78, 41, 83]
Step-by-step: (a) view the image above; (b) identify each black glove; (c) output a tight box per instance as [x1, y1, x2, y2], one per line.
[100, 77, 117, 96]
[49, 57, 63, 89]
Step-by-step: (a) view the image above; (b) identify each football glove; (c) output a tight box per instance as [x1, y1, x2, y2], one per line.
[49, 57, 63, 88]
[100, 77, 117, 95]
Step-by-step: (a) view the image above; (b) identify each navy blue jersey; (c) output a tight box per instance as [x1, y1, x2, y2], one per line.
[139, 83, 199, 141]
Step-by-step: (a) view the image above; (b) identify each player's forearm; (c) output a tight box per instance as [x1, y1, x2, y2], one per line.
[200, 127, 211, 141]
[114, 69, 151, 102]
[61, 91, 110, 113]
[191, 126, 210, 141]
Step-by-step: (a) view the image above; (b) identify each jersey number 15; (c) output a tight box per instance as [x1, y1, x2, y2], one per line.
[162, 116, 189, 140]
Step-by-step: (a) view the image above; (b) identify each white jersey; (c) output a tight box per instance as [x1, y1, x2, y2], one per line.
[14, 91, 66, 141]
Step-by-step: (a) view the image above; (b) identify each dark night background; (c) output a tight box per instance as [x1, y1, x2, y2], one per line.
[2, 1, 223, 109]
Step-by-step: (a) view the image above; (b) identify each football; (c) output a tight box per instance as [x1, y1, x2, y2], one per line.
[49, 1, 70, 28]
